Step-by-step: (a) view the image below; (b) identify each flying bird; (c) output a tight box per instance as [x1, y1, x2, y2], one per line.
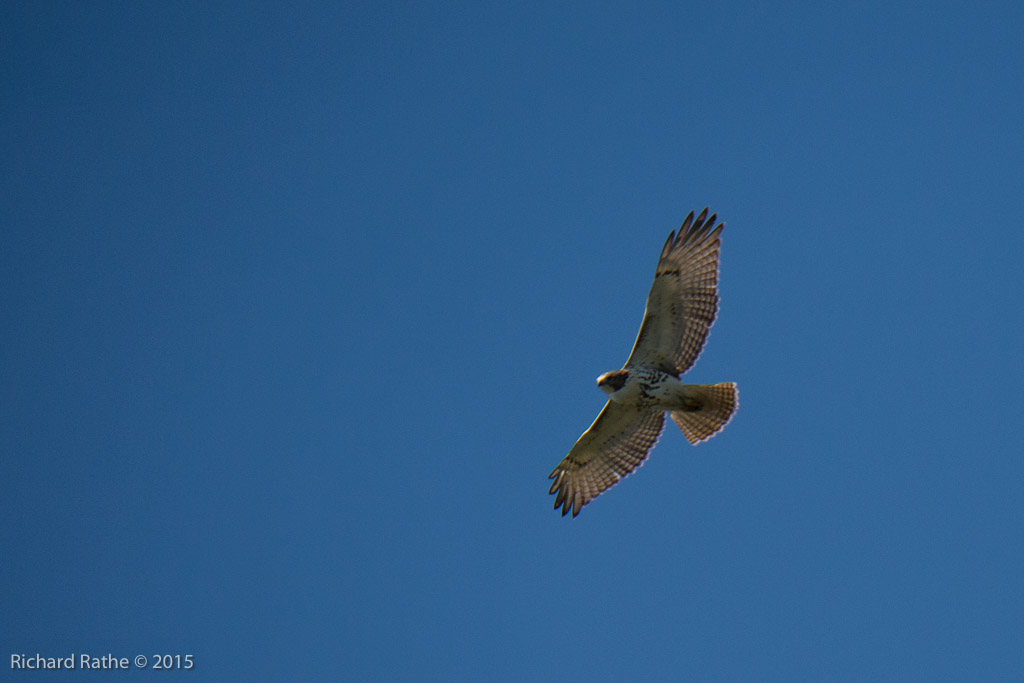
[548, 208, 738, 517]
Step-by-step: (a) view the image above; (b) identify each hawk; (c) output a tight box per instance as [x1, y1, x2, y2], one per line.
[548, 208, 738, 517]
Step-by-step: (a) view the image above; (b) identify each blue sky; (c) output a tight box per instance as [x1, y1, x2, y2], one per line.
[3, 1, 1024, 680]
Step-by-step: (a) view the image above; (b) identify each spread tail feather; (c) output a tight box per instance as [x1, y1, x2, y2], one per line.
[670, 382, 738, 444]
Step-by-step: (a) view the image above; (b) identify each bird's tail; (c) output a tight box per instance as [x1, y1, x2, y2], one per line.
[670, 382, 738, 444]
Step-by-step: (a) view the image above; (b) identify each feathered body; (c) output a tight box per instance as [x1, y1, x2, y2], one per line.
[548, 208, 739, 517]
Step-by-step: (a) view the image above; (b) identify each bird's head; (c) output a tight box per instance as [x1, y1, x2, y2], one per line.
[597, 369, 630, 396]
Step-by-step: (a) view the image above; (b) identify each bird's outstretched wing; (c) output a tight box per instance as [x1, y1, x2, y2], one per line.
[548, 403, 665, 517]
[624, 208, 723, 375]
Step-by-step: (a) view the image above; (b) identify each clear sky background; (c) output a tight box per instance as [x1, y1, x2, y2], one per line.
[3, 2, 1024, 681]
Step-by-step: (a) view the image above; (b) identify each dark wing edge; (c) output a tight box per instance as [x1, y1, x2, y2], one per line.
[547, 403, 665, 517]
[625, 207, 724, 375]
